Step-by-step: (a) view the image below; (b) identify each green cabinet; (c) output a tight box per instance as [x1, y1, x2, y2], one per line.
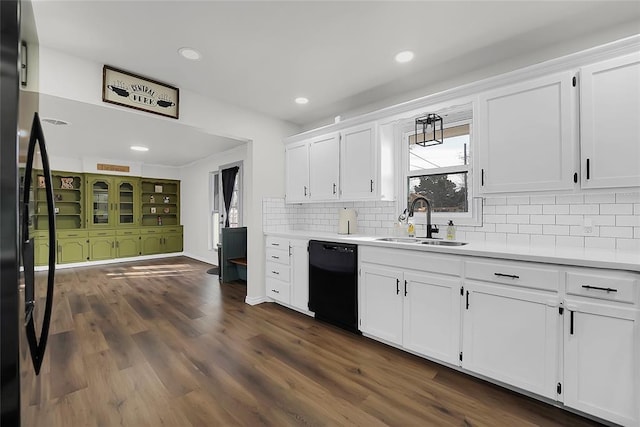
[33, 171, 84, 231]
[86, 175, 140, 228]
[57, 230, 89, 264]
[88, 230, 116, 261]
[141, 226, 183, 255]
[140, 179, 180, 227]
[33, 231, 51, 266]
[116, 229, 141, 258]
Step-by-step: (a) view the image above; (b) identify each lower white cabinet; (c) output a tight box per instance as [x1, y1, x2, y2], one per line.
[461, 281, 560, 400]
[360, 257, 461, 366]
[264, 236, 310, 314]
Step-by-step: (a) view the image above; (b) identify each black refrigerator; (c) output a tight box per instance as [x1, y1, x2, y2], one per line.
[1, 0, 57, 425]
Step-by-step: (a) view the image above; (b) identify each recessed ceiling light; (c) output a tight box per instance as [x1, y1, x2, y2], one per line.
[130, 145, 149, 152]
[295, 97, 309, 105]
[395, 50, 414, 63]
[178, 47, 202, 61]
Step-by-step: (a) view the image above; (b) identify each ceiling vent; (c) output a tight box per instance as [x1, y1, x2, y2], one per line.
[41, 118, 69, 126]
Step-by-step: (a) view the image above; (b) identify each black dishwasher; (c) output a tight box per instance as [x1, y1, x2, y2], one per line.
[308, 240, 359, 334]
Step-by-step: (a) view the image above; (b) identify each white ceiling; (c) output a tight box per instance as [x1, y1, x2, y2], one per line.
[29, 1, 640, 166]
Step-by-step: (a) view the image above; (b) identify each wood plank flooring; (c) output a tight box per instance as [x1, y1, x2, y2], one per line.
[24, 256, 602, 426]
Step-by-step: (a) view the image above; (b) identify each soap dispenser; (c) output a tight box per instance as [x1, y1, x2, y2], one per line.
[446, 220, 456, 240]
[407, 217, 415, 238]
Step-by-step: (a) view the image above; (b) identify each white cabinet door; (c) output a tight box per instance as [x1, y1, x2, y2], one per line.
[285, 142, 310, 203]
[462, 281, 560, 399]
[478, 71, 576, 193]
[340, 123, 377, 200]
[564, 300, 638, 426]
[289, 239, 310, 312]
[580, 52, 640, 189]
[360, 263, 403, 345]
[403, 271, 461, 366]
[309, 134, 340, 201]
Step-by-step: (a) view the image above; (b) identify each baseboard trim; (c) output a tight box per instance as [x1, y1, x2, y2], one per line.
[245, 296, 267, 306]
[182, 252, 216, 265]
[34, 252, 187, 271]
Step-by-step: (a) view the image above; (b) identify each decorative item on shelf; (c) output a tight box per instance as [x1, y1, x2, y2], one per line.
[150, 207, 156, 214]
[163, 207, 170, 214]
[163, 196, 170, 204]
[154, 185, 163, 193]
[55, 193, 63, 201]
[60, 177, 74, 189]
[414, 113, 443, 147]
[54, 207, 59, 214]
[149, 195, 155, 203]
[157, 216, 162, 226]
[37, 175, 45, 188]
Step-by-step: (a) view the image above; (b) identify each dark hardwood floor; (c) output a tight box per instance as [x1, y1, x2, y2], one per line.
[24, 256, 601, 426]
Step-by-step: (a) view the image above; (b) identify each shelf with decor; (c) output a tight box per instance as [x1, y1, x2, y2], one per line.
[140, 179, 180, 226]
[34, 171, 84, 230]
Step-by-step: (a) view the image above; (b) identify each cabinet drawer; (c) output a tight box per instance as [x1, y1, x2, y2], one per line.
[266, 248, 289, 265]
[266, 262, 290, 282]
[116, 229, 140, 236]
[266, 236, 289, 250]
[89, 230, 115, 237]
[465, 259, 560, 292]
[57, 230, 88, 239]
[266, 277, 290, 304]
[141, 228, 162, 234]
[567, 271, 638, 304]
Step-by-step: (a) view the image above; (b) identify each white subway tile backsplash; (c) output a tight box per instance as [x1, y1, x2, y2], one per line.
[636, 227, 640, 239]
[507, 234, 530, 245]
[569, 204, 599, 215]
[570, 225, 599, 237]
[530, 195, 556, 205]
[518, 205, 542, 215]
[556, 236, 585, 248]
[600, 204, 633, 215]
[506, 215, 529, 224]
[543, 205, 569, 214]
[584, 215, 615, 226]
[584, 193, 616, 204]
[495, 205, 518, 215]
[616, 192, 640, 203]
[556, 215, 584, 226]
[616, 239, 640, 251]
[496, 223, 518, 233]
[543, 225, 570, 235]
[483, 205, 496, 215]
[484, 214, 507, 224]
[585, 237, 616, 249]
[562, 194, 585, 204]
[530, 215, 556, 225]
[530, 235, 556, 246]
[616, 215, 640, 227]
[485, 233, 507, 243]
[507, 196, 530, 205]
[518, 224, 543, 234]
[465, 231, 486, 241]
[485, 197, 507, 206]
[600, 226, 633, 238]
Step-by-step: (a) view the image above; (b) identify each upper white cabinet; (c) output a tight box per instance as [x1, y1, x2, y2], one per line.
[309, 133, 340, 201]
[284, 121, 394, 203]
[580, 52, 640, 189]
[478, 71, 576, 193]
[285, 142, 310, 203]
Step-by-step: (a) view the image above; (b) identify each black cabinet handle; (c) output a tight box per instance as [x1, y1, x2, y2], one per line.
[333, 183, 337, 195]
[466, 291, 470, 310]
[573, 172, 578, 183]
[494, 273, 520, 279]
[404, 280, 408, 296]
[570, 311, 574, 335]
[481, 169, 484, 186]
[586, 158, 590, 180]
[582, 285, 617, 293]
[271, 243, 280, 246]
[370, 179, 374, 192]
[304, 186, 308, 196]
[272, 255, 279, 259]
[396, 278, 399, 295]
[271, 271, 279, 275]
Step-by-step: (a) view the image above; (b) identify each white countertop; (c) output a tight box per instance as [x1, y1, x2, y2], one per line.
[265, 230, 640, 272]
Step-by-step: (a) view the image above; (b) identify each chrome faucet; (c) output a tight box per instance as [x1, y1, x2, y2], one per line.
[408, 196, 439, 239]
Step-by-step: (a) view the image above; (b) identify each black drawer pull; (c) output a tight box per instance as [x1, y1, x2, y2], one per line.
[396, 278, 399, 295]
[570, 311, 574, 335]
[494, 273, 520, 279]
[581, 285, 617, 293]
[271, 243, 280, 246]
[271, 271, 279, 275]
[271, 255, 279, 259]
[272, 289, 279, 294]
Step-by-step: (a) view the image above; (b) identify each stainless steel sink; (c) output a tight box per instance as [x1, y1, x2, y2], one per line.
[420, 240, 468, 246]
[376, 237, 422, 243]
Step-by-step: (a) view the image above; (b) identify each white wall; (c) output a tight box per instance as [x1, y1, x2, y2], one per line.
[37, 46, 299, 303]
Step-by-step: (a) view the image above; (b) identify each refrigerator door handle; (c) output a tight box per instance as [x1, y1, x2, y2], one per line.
[21, 112, 56, 375]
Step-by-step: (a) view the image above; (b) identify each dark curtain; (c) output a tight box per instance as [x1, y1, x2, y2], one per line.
[221, 166, 239, 227]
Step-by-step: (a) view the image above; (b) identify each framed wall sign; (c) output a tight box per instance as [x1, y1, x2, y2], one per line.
[102, 65, 179, 119]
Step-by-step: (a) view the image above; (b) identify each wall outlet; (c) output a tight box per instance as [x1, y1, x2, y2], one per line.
[583, 218, 594, 234]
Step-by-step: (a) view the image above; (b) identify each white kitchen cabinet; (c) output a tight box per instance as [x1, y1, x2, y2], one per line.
[340, 123, 378, 200]
[580, 52, 640, 189]
[402, 271, 461, 366]
[461, 280, 560, 400]
[478, 71, 576, 193]
[309, 133, 340, 201]
[289, 238, 309, 312]
[264, 236, 311, 314]
[285, 142, 310, 203]
[360, 263, 403, 345]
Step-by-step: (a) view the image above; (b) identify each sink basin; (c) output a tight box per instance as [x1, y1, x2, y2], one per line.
[420, 240, 468, 246]
[376, 237, 422, 243]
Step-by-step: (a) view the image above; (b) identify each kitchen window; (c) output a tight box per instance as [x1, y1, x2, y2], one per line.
[402, 105, 480, 225]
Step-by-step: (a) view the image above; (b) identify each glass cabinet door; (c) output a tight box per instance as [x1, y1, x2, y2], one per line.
[117, 180, 137, 226]
[90, 179, 112, 226]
